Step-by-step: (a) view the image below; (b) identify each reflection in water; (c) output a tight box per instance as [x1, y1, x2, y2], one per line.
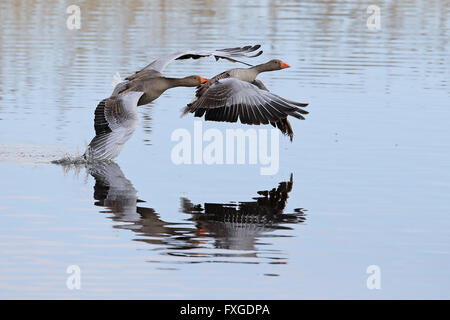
[85, 161, 306, 264]
[181, 174, 305, 251]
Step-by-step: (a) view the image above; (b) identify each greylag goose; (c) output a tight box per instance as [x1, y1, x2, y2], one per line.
[182, 59, 309, 141]
[84, 45, 263, 161]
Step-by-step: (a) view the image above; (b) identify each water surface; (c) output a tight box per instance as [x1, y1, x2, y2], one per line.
[0, 0, 449, 299]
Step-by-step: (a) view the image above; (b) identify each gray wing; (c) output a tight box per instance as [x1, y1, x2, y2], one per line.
[183, 78, 308, 123]
[195, 70, 231, 98]
[85, 91, 144, 160]
[142, 45, 262, 73]
[182, 78, 308, 141]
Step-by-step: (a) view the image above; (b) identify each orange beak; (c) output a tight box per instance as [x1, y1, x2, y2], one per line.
[200, 77, 209, 84]
[280, 61, 290, 69]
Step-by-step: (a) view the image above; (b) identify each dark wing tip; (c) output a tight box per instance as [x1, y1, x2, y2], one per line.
[271, 119, 294, 141]
[219, 44, 261, 52]
[250, 50, 263, 58]
[181, 104, 192, 117]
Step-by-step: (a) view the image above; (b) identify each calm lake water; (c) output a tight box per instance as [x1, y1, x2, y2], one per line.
[0, 0, 449, 299]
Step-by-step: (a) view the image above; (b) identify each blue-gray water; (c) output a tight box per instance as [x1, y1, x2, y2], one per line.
[0, 0, 449, 299]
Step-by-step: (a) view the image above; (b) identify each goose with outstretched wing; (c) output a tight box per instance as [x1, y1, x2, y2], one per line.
[182, 59, 309, 141]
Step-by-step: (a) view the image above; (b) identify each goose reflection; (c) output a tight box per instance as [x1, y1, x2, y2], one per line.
[86, 161, 307, 263]
[181, 174, 306, 251]
[88, 161, 193, 247]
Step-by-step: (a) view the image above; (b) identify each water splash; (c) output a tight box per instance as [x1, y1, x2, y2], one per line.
[50, 154, 86, 165]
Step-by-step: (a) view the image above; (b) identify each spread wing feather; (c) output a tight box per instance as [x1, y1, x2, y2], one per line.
[141, 45, 262, 74]
[85, 92, 145, 160]
[182, 78, 308, 141]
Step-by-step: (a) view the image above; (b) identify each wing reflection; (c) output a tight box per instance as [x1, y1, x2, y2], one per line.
[85, 161, 307, 263]
[180, 174, 306, 251]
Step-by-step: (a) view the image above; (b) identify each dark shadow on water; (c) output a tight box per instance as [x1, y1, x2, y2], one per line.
[68, 161, 307, 265]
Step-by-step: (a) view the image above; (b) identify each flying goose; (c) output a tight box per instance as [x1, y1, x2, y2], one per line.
[182, 59, 309, 141]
